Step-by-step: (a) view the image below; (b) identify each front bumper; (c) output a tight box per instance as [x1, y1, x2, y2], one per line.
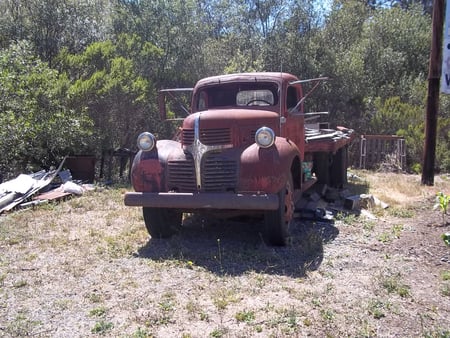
[124, 192, 279, 210]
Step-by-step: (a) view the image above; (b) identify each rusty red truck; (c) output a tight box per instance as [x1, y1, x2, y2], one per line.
[124, 72, 354, 245]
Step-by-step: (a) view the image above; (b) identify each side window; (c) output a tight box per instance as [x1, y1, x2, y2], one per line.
[286, 86, 298, 109]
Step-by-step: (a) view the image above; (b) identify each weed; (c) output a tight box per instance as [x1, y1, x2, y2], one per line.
[434, 192, 449, 226]
[210, 327, 227, 337]
[89, 306, 107, 317]
[311, 297, 321, 307]
[185, 300, 199, 316]
[392, 224, 403, 238]
[303, 317, 312, 326]
[362, 220, 375, 231]
[212, 288, 238, 311]
[104, 236, 133, 258]
[159, 292, 176, 312]
[388, 207, 415, 218]
[380, 272, 410, 297]
[441, 283, 450, 297]
[235, 310, 255, 323]
[200, 311, 209, 321]
[367, 299, 387, 319]
[336, 212, 358, 226]
[54, 298, 72, 311]
[443, 233, 450, 247]
[320, 308, 335, 321]
[441, 270, 450, 281]
[378, 232, 392, 243]
[68, 198, 86, 209]
[86, 292, 103, 303]
[423, 328, 450, 338]
[153, 292, 176, 325]
[254, 274, 266, 289]
[91, 320, 113, 334]
[378, 225, 403, 243]
[24, 253, 37, 261]
[286, 310, 298, 327]
[5, 313, 41, 337]
[131, 327, 151, 338]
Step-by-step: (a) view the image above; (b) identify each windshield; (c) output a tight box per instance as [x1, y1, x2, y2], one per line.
[197, 82, 278, 111]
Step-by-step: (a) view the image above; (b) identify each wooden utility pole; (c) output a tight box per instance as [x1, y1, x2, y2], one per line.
[422, 0, 445, 186]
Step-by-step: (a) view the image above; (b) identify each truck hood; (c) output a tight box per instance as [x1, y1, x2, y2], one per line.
[182, 109, 280, 147]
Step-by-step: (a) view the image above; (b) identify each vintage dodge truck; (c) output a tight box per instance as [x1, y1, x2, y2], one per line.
[124, 72, 354, 245]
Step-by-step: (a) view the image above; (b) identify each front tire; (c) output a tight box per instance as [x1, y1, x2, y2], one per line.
[264, 173, 295, 246]
[142, 207, 182, 239]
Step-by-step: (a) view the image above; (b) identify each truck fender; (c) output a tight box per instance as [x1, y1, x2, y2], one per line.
[130, 140, 183, 192]
[240, 137, 301, 194]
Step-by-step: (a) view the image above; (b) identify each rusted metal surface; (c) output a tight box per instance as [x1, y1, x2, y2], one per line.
[34, 189, 72, 201]
[304, 126, 355, 153]
[124, 191, 279, 210]
[127, 72, 356, 213]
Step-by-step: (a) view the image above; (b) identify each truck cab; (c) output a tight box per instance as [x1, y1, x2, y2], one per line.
[124, 72, 354, 245]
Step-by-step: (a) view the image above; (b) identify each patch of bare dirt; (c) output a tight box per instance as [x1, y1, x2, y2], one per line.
[0, 173, 449, 337]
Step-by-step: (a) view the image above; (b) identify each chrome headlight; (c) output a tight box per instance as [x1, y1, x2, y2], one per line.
[255, 127, 275, 148]
[137, 132, 156, 151]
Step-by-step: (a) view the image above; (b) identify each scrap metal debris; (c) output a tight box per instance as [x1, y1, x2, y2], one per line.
[0, 158, 91, 214]
[295, 183, 388, 223]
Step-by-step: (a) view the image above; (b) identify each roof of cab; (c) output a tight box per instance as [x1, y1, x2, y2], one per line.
[194, 72, 300, 89]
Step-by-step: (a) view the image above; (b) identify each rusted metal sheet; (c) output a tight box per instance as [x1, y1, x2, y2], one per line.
[34, 189, 72, 201]
[304, 126, 355, 153]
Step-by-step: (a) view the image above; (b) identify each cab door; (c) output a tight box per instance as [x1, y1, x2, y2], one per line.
[282, 85, 305, 161]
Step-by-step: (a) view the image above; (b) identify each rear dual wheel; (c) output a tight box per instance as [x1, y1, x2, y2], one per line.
[264, 173, 295, 246]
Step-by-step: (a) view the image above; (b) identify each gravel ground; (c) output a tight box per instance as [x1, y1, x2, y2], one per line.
[0, 173, 449, 337]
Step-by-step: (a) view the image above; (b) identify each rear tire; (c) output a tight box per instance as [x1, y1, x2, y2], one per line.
[264, 173, 295, 246]
[142, 207, 182, 239]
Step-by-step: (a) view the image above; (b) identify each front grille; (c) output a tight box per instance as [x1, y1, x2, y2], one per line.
[167, 157, 196, 192]
[200, 128, 231, 145]
[182, 128, 231, 145]
[182, 129, 195, 145]
[202, 153, 237, 192]
[167, 153, 237, 192]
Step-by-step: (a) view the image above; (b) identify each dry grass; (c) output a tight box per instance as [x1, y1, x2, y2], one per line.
[1, 173, 450, 337]
[349, 170, 450, 208]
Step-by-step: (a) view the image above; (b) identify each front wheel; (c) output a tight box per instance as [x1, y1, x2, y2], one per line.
[264, 173, 295, 246]
[142, 207, 182, 239]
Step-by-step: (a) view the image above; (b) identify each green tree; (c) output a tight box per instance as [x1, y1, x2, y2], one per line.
[0, 0, 110, 64]
[359, 5, 430, 101]
[0, 40, 93, 178]
[58, 35, 164, 159]
[309, 0, 371, 126]
[111, 0, 209, 85]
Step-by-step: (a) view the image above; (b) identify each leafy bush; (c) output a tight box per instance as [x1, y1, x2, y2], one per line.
[0, 41, 94, 179]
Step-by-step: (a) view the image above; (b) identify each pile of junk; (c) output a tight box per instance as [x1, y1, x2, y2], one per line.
[0, 157, 95, 215]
